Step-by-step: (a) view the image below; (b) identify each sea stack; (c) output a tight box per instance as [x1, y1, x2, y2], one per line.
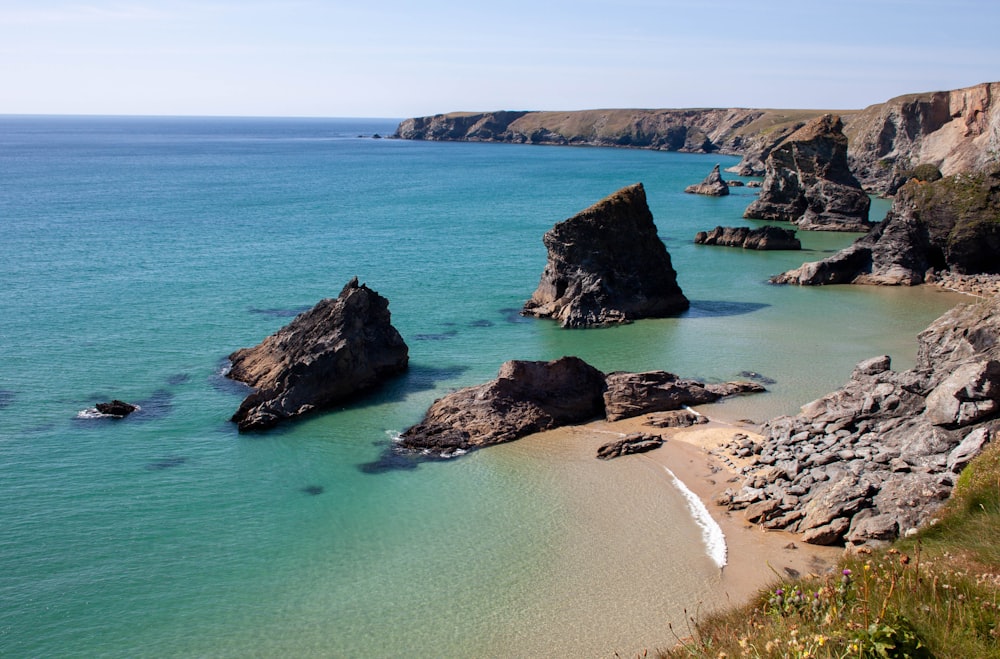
[522, 183, 689, 328]
[226, 277, 409, 431]
[744, 114, 872, 232]
[684, 164, 730, 196]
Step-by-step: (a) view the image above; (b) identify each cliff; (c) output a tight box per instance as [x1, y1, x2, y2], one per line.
[394, 82, 1000, 194]
[844, 82, 1000, 193]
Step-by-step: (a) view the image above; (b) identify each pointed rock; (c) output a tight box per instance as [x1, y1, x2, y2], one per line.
[522, 183, 689, 328]
[684, 164, 730, 196]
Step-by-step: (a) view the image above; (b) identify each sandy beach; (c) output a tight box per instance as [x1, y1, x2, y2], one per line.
[570, 407, 844, 615]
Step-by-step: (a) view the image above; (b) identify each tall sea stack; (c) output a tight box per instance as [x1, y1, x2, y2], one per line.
[522, 183, 689, 328]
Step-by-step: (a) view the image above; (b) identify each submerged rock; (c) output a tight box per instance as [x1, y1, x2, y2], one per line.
[695, 225, 801, 250]
[226, 278, 409, 431]
[684, 164, 730, 196]
[744, 114, 871, 232]
[522, 183, 689, 328]
[95, 400, 138, 417]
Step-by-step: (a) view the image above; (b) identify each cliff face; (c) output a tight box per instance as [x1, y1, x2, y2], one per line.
[844, 82, 1000, 193]
[395, 82, 1000, 195]
[395, 108, 836, 177]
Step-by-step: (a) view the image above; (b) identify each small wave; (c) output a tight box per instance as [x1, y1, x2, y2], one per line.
[661, 465, 727, 569]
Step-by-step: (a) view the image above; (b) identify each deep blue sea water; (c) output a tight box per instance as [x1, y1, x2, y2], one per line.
[0, 116, 965, 657]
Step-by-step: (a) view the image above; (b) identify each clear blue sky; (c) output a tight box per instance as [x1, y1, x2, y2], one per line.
[1, 0, 996, 118]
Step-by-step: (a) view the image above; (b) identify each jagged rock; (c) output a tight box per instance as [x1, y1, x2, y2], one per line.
[684, 164, 730, 196]
[596, 433, 664, 460]
[694, 225, 801, 250]
[95, 400, 138, 417]
[397, 357, 607, 454]
[226, 278, 409, 431]
[522, 183, 689, 327]
[771, 167, 1000, 286]
[717, 295, 1000, 545]
[744, 114, 871, 232]
[603, 371, 764, 422]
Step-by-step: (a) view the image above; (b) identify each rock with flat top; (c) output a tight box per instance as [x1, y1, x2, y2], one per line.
[695, 225, 801, 250]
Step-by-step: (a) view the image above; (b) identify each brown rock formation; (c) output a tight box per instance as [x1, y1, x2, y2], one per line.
[397, 358, 764, 456]
[684, 164, 730, 196]
[744, 114, 872, 232]
[694, 225, 801, 250]
[226, 278, 409, 431]
[522, 183, 689, 328]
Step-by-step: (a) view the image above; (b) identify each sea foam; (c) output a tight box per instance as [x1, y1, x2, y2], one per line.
[662, 465, 727, 568]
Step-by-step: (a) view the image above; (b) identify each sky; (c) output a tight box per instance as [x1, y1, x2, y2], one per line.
[1, 0, 997, 118]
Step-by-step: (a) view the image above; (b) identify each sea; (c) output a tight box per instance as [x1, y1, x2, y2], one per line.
[0, 116, 966, 657]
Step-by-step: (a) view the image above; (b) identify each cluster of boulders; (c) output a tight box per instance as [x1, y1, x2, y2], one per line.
[714, 296, 1000, 546]
[397, 356, 763, 456]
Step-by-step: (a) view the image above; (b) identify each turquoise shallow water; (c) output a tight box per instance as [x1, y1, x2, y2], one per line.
[0, 116, 964, 657]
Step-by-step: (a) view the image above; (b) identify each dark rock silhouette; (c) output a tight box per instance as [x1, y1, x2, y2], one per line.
[522, 183, 689, 327]
[695, 225, 801, 250]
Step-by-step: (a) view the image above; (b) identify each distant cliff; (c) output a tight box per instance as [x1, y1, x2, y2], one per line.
[394, 82, 1000, 195]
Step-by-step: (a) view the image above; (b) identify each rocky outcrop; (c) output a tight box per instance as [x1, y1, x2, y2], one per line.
[715, 296, 1000, 546]
[397, 357, 607, 454]
[522, 183, 689, 328]
[685, 165, 729, 196]
[695, 225, 801, 250]
[771, 166, 1000, 286]
[744, 115, 872, 232]
[603, 371, 764, 422]
[226, 278, 409, 431]
[596, 433, 664, 460]
[845, 82, 1000, 193]
[397, 358, 764, 456]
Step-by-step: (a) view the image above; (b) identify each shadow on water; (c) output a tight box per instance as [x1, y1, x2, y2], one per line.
[683, 300, 770, 318]
[499, 308, 533, 324]
[358, 444, 462, 475]
[247, 305, 312, 318]
[0, 390, 14, 410]
[144, 456, 189, 471]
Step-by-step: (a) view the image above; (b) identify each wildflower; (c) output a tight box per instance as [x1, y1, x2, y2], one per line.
[814, 634, 827, 646]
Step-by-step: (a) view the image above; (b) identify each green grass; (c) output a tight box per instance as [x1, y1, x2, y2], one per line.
[656, 438, 1000, 658]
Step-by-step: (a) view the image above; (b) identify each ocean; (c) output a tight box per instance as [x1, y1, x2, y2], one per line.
[0, 116, 964, 657]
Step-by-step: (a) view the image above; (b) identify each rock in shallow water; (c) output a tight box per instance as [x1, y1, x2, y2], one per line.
[522, 183, 689, 328]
